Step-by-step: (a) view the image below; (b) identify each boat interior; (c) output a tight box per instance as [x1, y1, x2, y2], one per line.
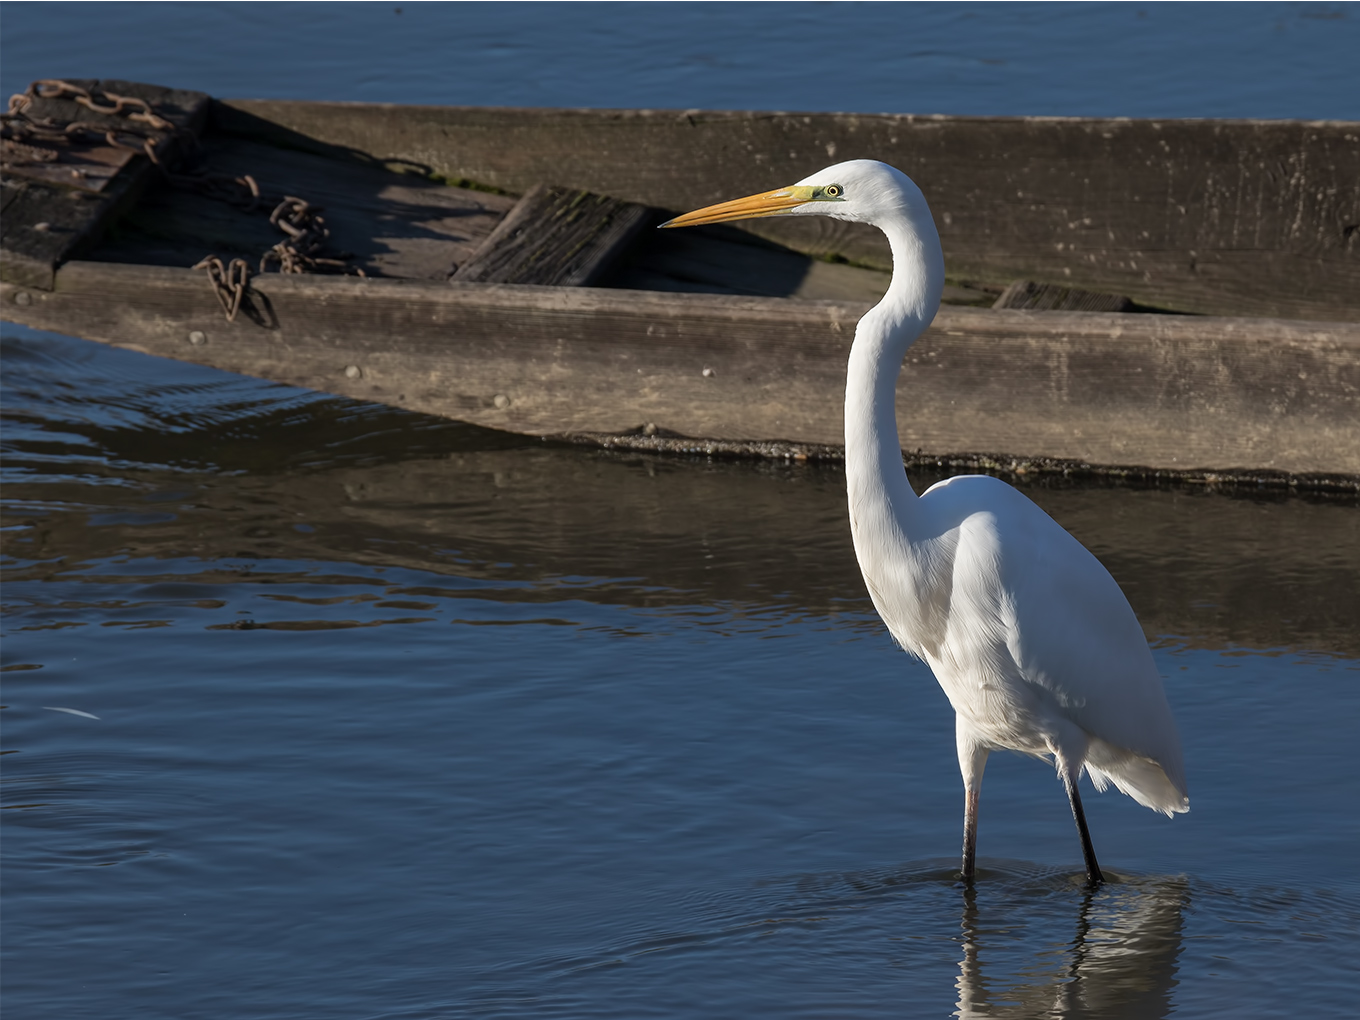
[92, 120, 1007, 308]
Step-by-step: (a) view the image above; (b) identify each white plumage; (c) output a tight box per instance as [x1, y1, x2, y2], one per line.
[665, 160, 1188, 883]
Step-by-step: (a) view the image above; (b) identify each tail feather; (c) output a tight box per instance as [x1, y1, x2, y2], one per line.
[1084, 738, 1189, 817]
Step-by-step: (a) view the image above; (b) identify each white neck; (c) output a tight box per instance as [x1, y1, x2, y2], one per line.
[843, 208, 944, 636]
[844, 211, 941, 531]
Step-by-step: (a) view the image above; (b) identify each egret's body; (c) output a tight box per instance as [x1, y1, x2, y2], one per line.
[665, 160, 1187, 884]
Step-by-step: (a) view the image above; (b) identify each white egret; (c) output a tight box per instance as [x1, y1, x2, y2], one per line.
[663, 161, 1188, 885]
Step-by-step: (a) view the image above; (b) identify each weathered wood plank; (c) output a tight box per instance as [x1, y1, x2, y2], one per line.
[4, 262, 1356, 477]
[1, 134, 139, 193]
[993, 280, 1134, 312]
[89, 132, 517, 281]
[1, 182, 115, 289]
[1, 81, 210, 289]
[455, 183, 651, 286]
[607, 220, 918, 305]
[213, 101, 1360, 322]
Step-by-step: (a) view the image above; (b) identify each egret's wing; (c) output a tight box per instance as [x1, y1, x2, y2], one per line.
[925, 475, 1186, 800]
[995, 490, 1187, 796]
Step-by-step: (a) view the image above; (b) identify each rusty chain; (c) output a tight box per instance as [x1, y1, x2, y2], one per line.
[189, 191, 364, 320]
[14, 79, 177, 132]
[3, 81, 173, 165]
[191, 257, 251, 322]
[4, 79, 364, 322]
[261, 196, 361, 275]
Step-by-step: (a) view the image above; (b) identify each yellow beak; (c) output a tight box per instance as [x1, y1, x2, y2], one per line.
[659, 185, 816, 228]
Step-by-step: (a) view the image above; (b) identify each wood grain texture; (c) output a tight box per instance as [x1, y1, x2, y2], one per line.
[993, 280, 1134, 312]
[1, 134, 138, 193]
[455, 184, 651, 285]
[0, 81, 209, 289]
[213, 101, 1360, 322]
[91, 132, 516, 280]
[5, 262, 1356, 476]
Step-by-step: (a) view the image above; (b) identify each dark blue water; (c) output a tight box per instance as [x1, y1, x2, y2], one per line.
[2, 1, 1358, 119]
[5, 330, 1359, 1018]
[5, 5, 1360, 1018]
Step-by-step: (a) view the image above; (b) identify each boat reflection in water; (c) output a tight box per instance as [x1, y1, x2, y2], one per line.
[954, 870, 1187, 1019]
[6, 331, 1355, 658]
[4, 332, 1357, 1017]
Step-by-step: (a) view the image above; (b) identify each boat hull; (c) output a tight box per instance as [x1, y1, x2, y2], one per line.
[6, 262, 1357, 482]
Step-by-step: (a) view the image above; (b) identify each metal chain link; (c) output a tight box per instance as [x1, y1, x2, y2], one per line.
[191, 257, 251, 322]
[3, 83, 173, 165]
[261, 196, 361, 275]
[17, 79, 177, 132]
[5, 79, 364, 322]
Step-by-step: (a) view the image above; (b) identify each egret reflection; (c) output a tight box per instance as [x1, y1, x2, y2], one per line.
[955, 872, 1188, 1019]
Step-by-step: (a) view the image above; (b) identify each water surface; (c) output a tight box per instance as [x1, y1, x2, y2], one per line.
[4, 331, 1359, 1018]
[4, 5, 1360, 1016]
[2, 2, 1357, 118]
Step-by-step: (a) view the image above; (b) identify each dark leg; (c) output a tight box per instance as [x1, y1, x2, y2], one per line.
[957, 732, 988, 885]
[961, 785, 980, 884]
[1064, 772, 1104, 886]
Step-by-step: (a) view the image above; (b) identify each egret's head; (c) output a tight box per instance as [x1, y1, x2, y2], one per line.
[661, 159, 928, 230]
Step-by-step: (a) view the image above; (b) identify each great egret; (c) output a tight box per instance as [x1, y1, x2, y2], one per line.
[663, 161, 1188, 885]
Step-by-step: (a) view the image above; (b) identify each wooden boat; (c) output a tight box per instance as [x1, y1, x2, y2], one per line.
[3, 80, 1358, 487]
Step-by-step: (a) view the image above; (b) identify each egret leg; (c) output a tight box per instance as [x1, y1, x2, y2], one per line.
[961, 784, 980, 884]
[956, 730, 988, 885]
[1063, 772, 1104, 886]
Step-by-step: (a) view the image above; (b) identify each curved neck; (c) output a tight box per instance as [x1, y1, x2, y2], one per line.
[844, 212, 942, 536]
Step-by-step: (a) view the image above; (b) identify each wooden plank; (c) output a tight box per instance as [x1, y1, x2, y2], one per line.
[1, 81, 210, 289]
[1, 135, 139, 193]
[214, 101, 1360, 322]
[89, 131, 517, 281]
[993, 280, 1134, 312]
[2, 182, 116, 289]
[4, 262, 1357, 478]
[608, 220, 927, 305]
[455, 183, 651, 286]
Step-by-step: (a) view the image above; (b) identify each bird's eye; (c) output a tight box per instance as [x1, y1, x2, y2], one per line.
[824, 184, 842, 198]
